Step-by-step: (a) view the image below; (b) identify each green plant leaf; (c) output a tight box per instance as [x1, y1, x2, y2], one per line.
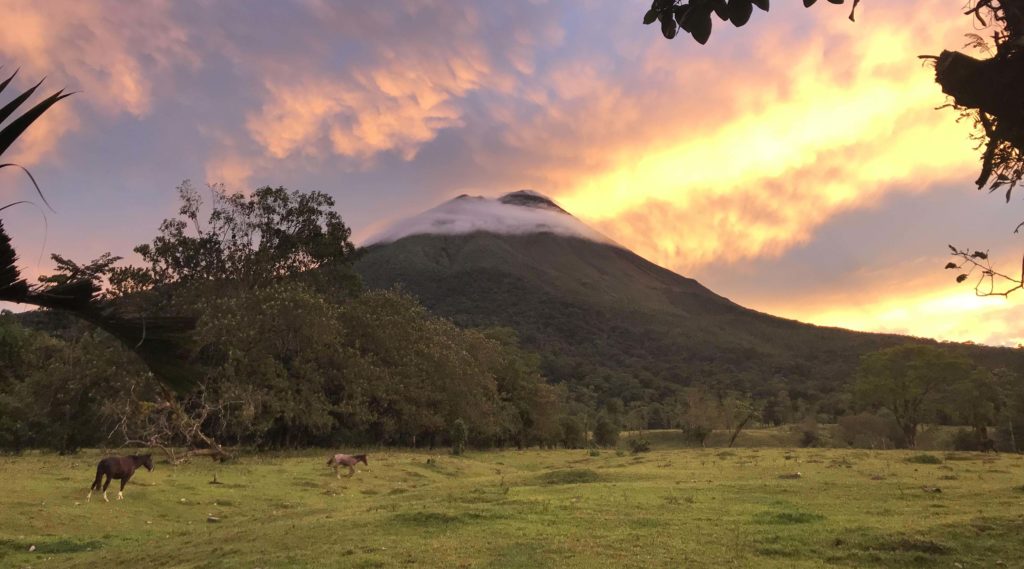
[0, 89, 74, 158]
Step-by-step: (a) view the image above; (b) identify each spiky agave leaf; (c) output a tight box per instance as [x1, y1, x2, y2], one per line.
[0, 87, 74, 157]
[0, 70, 198, 392]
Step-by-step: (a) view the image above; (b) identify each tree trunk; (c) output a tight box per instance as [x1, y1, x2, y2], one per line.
[728, 412, 755, 448]
[1009, 418, 1018, 453]
[904, 423, 917, 449]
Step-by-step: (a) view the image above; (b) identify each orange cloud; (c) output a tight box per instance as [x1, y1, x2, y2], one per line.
[205, 153, 256, 194]
[244, 2, 536, 163]
[528, 2, 979, 273]
[0, 1, 197, 117]
[756, 252, 1024, 347]
[3, 98, 79, 168]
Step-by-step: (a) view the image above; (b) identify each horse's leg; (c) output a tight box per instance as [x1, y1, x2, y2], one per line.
[118, 473, 132, 500]
[348, 464, 355, 477]
[88, 468, 102, 501]
[335, 464, 341, 479]
[102, 474, 112, 502]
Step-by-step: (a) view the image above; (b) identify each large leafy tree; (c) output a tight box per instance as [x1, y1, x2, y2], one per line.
[121, 181, 357, 292]
[853, 344, 974, 447]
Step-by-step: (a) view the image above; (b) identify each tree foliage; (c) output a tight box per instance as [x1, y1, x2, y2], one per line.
[3, 183, 572, 452]
[853, 344, 974, 447]
[117, 181, 357, 294]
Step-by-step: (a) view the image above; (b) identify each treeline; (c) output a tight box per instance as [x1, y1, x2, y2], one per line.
[0, 183, 571, 454]
[601, 344, 1024, 452]
[3, 183, 1023, 455]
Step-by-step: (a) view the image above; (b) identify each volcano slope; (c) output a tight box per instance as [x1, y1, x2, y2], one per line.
[356, 192, 1024, 406]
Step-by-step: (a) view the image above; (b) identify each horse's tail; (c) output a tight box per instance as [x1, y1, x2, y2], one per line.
[326, 457, 334, 466]
[91, 463, 104, 490]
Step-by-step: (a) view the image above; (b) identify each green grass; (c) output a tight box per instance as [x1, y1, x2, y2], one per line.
[2, 445, 1023, 568]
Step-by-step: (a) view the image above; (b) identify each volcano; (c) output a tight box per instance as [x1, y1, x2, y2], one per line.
[356, 191, 1022, 404]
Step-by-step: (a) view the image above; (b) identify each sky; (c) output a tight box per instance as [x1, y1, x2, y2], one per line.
[0, 0, 1022, 346]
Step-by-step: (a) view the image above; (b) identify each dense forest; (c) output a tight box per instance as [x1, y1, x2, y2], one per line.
[3, 183, 1024, 456]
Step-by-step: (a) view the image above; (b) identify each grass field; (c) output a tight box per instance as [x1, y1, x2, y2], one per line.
[2, 437, 1023, 568]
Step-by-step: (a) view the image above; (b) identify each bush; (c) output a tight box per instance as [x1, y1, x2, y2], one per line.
[838, 412, 905, 449]
[799, 418, 821, 448]
[628, 438, 651, 454]
[536, 468, 601, 485]
[994, 425, 1020, 453]
[951, 429, 984, 451]
[800, 429, 821, 448]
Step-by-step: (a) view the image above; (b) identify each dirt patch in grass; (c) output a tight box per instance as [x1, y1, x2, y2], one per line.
[906, 454, 943, 465]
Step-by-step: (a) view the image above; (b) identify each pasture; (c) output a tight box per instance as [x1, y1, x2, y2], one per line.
[2, 441, 1022, 568]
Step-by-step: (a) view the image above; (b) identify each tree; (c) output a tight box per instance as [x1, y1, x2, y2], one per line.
[992, 367, 1023, 451]
[678, 386, 721, 447]
[450, 418, 468, 455]
[0, 312, 149, 453]
[721, 392, 760, 448]
[592, 414, 620, 447]
[947, 367, 1000, 443]
[559, 415, 587, 448]
[852, 344, 974, 447]
[119, 181, 358, 293]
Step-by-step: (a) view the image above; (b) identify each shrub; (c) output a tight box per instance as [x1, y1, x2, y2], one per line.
[993, 426, 1020, 453]
[628, 438, 651, 454]
[537, 469, 601, 485]
[838, 412, 905, 449]
[800, 429, 821, 448]
[799, 418, 821, 448]
[951, 429, 985, 451]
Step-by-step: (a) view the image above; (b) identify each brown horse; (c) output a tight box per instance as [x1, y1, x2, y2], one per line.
[327, 453, 368, 478]
[88, 454, 153, 502]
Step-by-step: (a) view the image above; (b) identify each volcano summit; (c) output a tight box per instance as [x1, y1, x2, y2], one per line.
[365, 190, 613, 246]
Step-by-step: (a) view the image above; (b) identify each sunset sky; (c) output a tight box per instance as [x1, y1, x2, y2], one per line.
[1, 0, 1022, 346]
